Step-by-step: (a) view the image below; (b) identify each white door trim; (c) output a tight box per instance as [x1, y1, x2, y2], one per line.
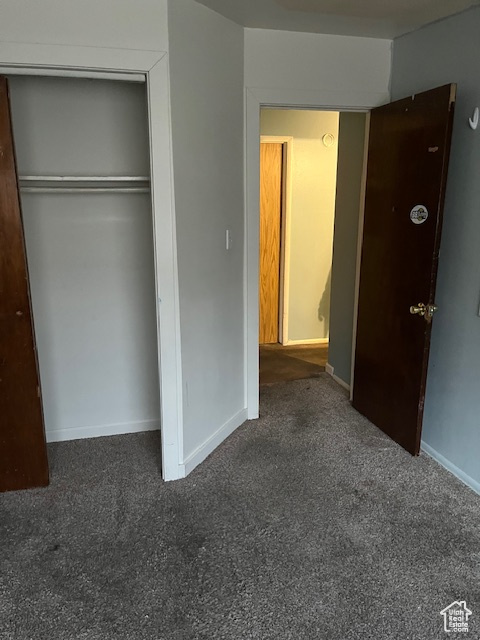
[245, 87, 389, 419]
[260, 135, 293, 345]
[0, 43, 184, 481]
[349, 112, 371, 401]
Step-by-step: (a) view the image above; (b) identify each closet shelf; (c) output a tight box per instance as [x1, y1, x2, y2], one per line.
[20, 187, 150, 194]
[18, 175, 150, 182]
[18, 175, 151, 194]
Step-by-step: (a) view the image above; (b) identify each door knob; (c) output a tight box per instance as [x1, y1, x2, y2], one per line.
[410, 302, 438, 319]
[410, 303, 426, 316]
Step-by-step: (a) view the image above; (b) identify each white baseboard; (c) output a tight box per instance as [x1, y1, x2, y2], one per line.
[421, 441, 480, 495]
[46, 418, 160, 443]
[325, 362, 350, 391]
[182, 408, 248, 476]
[333, 374, 350, 391]
[284, 338, 329, 345]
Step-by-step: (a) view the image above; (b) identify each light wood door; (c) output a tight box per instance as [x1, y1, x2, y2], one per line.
[0, 76, 49, 492]
[353, 84, 455, 455]
[259, 142, 283, 344]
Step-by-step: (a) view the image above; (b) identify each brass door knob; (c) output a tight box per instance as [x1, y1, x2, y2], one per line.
[410, 303, 438, 319]
[410, 303, 426, 316]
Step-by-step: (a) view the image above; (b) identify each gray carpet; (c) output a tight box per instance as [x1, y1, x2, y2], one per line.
[1, 375, 479, 639]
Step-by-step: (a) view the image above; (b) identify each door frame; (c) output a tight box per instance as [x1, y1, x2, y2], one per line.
[245, 88, 388, 418]
[350, 113, 371, 401]
[259, 135, 293, 345]
[0, 43, 184, 481]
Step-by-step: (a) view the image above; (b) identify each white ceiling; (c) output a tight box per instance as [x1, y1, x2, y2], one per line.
[193, 0, 480, 38]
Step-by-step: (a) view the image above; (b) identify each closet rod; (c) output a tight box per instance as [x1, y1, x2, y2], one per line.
[20, 187, 150, 194]
[19, 175, 150, 183]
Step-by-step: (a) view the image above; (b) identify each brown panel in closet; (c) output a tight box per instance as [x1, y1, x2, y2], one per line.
[0, 76, 49, 492]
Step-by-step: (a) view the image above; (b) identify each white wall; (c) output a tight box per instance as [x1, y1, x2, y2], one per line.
[0, 0, 168, 50]
[260, 109, 339, 342]
[245, 29, 392, 98]
[10, 76, 160, 442]
[329, 112, 367, 385]
[168, 0, 246, 467]
[10, 76, 150, 176]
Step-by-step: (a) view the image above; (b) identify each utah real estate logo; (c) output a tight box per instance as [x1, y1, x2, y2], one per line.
[440, 601, 472, 633]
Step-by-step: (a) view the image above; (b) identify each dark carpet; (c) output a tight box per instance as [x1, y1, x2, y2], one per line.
[1, 375, 479, 639]
[259, 343, 327, 384]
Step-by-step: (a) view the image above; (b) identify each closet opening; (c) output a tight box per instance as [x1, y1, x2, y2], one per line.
[8, 75, 161, 459]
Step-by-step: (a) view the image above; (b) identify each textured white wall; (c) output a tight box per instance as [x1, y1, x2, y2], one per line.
[261, 109, 339, 342]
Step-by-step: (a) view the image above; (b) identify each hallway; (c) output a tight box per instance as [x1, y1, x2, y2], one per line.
[259, 342, 328, 384]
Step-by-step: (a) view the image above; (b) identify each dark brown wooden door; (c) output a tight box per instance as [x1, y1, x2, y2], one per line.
[353, 84, 456, 455]
[0, 76, 49, 491]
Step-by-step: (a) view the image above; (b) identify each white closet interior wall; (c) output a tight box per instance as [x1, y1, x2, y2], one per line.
[9, 75, 161, 442]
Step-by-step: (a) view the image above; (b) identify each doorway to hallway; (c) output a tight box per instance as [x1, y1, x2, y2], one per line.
[258, 108, 365, 387]
[255, 85, 455, 460]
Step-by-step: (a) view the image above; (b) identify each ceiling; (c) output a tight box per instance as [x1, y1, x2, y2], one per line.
[193, 0, 480, 38]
